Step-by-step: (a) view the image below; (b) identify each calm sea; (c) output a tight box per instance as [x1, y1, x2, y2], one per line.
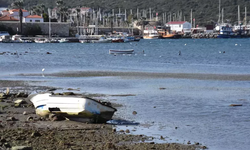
[1, 39, 250, 150]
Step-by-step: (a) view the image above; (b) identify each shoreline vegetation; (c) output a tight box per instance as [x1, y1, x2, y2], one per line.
[0, 79, 207, 150]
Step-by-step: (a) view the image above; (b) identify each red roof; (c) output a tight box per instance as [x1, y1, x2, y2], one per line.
[0, 15, 19, 21]
[11, 9, 28, 12]
[25, 15, 42, 18]
[167, 21, 186, 25]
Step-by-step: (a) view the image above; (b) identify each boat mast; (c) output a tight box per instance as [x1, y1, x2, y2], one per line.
[190, 9, 192, 28]
[48, 8, 51, 39]
[238, 5, 240, 25]
[222, 8, 224, 24]
[245, 7, 247, 27]
[218, 0, 221, 24]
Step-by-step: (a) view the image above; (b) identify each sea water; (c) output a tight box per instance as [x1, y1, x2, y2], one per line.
[1, 39, 250, 150]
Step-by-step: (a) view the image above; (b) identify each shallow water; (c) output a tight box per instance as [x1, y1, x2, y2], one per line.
[1, 39, 250, 150]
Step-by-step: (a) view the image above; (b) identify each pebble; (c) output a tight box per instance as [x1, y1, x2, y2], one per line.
[125, 129, 130, 133]
[23, 111, 27, 115]
[6, 116, 16, 121]
[26, 116, 33, 121]
[132, 111, 137, 115]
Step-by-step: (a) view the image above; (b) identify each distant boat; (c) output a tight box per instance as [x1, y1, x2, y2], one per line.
[34, 38, 49, 43]
[109, 49, 134, 54]
[92, 36, 112, 43]
[217, 26, 248, 38]
[158, 27, 182, 39]
[58, 38, 69, 43]
[143, 29, 159, 39]
[29, 92, 117, 123]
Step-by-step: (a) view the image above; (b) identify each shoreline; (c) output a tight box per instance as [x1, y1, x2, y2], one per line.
[0, 80, 207, 150]
[17, 70, 250, 81]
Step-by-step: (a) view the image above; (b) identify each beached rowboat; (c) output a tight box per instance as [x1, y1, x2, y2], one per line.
[109, 49, 134, 54]
[29, 92, 117, 123]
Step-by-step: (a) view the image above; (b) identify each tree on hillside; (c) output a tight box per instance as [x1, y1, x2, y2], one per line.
[11, 0, 23, 34]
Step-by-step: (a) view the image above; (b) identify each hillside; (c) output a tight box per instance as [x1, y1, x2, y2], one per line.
[1, 0, 250, 25]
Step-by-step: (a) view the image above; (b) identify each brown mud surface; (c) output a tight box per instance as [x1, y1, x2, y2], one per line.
[0, 80, 206, 150]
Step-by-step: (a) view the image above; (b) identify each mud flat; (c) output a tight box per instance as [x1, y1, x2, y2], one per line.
[0, 80, 206, 150]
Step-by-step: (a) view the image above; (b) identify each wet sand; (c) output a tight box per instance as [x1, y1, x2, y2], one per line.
[0, 79, 206, 150]
[20, 70, 250, 81]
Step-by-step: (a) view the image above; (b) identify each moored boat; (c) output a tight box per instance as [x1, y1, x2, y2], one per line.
[58, 38, 69, 43]
[34, 38, 49, 43]
[109, 49, 134, 54]
[29, 92, 117, 123]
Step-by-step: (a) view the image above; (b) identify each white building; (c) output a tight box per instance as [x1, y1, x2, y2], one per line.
[166, 21, 192, 33]
[23, 15, 44, 23]
[9, 9, 29, 19]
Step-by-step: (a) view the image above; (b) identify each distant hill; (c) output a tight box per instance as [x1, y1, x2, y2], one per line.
[1, 0, 250, 26]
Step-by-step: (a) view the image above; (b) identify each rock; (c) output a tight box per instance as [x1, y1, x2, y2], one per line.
[160, 136, 164, 140]
[0, 93, 6, 99]
[26, 116, 33, 121]
[119, 130, 124, 132]
[175, 127, 178, 129]
[6, 116, 16, 121]
[132, 111, 137, 115]
[63, 92, 74, 95]
[11, 146, 33, 150]
[149, 142, 155, 144]
[187, 141, 191, 144]
[112, 128, 116, 132]
[159, 87, 166, 90]
[3, 142, 11, 148]
[16, 92, 27, 98]
[31, 131, 41, 137]
[49, 114, 57, 121]
[195, 142, 200, 145]
[15, 99, 24, 104]
[46, 52, 52, 54]
[23, 111, 27, 115]
[5, 88, 10, 95]
[125, 129, 130, 133]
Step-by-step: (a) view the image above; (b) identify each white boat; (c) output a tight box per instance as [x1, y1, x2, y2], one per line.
[109, 49, 134, 54]
[34, 38, 49, 43]
[11, 35, 23, 43]
[92, 36, 112, 43]
[58, 38, 69, 43]
[29, 92, 117, 123]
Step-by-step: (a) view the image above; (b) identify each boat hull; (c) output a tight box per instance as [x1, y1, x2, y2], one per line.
[109, 49, 134, 54]
[29, 93, 116, 123]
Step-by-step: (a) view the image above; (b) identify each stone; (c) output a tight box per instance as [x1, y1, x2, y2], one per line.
[23, 111, 27, 115]
[125, 129, 130, 133]
[6, 116, 16, 121]
[31, 131, 41, 137]
[26, 116, 33, 121]
[132, 111, 137, 115]
[63, 92, 74, 95]
[11, 146, 33, 150]
[112, 128, 116, 132]
[5, 88, 10, 95]
[187, 141, 191, 144]
[0, 93, 6, 99]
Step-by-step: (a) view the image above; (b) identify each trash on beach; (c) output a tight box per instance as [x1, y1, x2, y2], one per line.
[28, 92, 117, 123]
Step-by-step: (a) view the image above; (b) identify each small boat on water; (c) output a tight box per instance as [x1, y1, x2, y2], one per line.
[109, 49, 134, 54]
[34, 38, 49, 43]
[58, 38, 69, 43]
[29, 92, 117, 123]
